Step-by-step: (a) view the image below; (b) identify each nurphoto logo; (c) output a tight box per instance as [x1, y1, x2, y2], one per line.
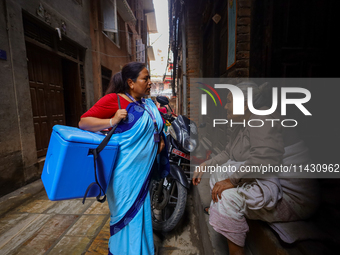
[198, 83, 312, 128]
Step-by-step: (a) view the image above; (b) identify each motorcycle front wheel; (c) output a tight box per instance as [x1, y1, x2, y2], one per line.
[150, 178, 187, 232]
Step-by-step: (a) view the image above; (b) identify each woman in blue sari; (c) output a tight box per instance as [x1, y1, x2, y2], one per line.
[79, 62, 165, 255]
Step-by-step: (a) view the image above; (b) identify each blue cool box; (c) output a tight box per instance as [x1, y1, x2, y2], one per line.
[42, 125, 119, 201]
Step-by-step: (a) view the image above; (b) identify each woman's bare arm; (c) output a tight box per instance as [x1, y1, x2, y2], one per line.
[79, 117, 112, 132]
[79, 109, 127, 132]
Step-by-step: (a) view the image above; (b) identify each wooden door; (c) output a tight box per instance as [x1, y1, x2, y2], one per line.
[26, 43, 65, 157]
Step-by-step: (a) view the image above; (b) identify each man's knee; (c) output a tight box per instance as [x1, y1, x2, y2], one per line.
[222, 188, 244, 207]
[210, 188, 245, 216]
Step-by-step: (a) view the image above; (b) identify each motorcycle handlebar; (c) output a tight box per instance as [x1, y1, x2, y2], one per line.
[171, 112, 178, 117]
[159, 112, 175, 122]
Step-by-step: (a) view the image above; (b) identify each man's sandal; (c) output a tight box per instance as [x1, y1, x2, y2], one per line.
[204, 206, 210, 215]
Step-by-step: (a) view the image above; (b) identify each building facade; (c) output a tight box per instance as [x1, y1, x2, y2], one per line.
[0, 0, 94, 196]
[90, 0, 157, 101]
[0, 0, 156, 196]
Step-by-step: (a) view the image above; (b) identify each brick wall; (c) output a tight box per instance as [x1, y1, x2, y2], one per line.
[185, 0, 200, 124]
[90, 0, 140, 102]
[178, 0, 252, 123]
[227, 0, 251, 78]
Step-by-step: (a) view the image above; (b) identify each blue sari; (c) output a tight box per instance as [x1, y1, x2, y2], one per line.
[107, 99, 166, 255]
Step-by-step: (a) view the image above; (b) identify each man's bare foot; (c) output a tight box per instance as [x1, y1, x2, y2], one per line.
[204, 206, 210, 215]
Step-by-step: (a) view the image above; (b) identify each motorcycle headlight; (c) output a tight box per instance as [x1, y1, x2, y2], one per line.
[168, 126, 177, 140]
[182, 131, 197, 152]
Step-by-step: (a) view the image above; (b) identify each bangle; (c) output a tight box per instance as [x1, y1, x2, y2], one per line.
[110, 118, 114, 127]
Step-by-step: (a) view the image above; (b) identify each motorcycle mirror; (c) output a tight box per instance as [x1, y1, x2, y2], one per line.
[156, 96, 169, 106]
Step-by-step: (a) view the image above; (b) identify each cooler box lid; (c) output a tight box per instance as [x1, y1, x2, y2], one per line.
[53, 125, 119, 146]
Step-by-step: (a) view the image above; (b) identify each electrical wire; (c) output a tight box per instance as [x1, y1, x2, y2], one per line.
[91, 46, 147, 58]
[92, 35, 166, 58]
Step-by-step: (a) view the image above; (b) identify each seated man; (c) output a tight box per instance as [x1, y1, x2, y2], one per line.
[193, 82, 319, 255]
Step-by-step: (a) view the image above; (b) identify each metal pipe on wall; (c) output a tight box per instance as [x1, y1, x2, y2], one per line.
[181, 9, 187, 116]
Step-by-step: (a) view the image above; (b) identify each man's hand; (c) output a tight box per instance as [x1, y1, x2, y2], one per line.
[211, 179, 235, 202]
[157, 135, 165, 154]
[192, 162, 207, 185]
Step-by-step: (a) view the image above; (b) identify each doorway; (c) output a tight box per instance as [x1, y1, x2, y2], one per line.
[26, 42, 83, 157]
[62, 59, 82, 128]
[26, 43, 65, 157]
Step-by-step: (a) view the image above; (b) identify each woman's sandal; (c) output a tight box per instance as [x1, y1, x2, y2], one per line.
[204, 206, 210, 215]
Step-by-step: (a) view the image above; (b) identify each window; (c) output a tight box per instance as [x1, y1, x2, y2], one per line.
[102, 0, 119, 46]
[127, 27, 133, 55]
[104, 17, 120, 46]
[136, 38, 145, 63]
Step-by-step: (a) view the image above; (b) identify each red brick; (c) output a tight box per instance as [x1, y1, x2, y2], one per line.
[236, 68, 249, 77]
[187, 30, 199, 34]
[227, 69, 238, 77]
[188, 48, 198, 52]
[235, 60, 249, 68]
[237, 17, 251, 25]
[238, 8, 251, 17]
[188, 42, 199, 47]
[188, 52, 199, 56]
[237, 34, 250, 42]
[187, 36, 200, 40]
[236, 42, 250, 51]
[237, 51, 250, 60]
[238, 0, 252, 8]
[237, 25, 250, 34]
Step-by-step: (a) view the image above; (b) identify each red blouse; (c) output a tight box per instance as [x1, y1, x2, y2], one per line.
[81, 93, 130, 119]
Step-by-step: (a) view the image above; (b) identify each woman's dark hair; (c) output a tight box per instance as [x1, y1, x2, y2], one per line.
[105, 62, 146, 95]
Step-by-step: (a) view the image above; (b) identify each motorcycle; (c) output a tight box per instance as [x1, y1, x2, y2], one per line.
[150, 96, 199, 232]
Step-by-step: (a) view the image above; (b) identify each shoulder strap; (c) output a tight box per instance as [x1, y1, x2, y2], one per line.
[117, 93, 121, 108]
[83, 94, 122, 204]
[95, 94, 121, 154]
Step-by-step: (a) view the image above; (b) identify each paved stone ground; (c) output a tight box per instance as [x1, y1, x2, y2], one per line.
[0, 186, 203, 255]
[154, 191, 204, 255]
